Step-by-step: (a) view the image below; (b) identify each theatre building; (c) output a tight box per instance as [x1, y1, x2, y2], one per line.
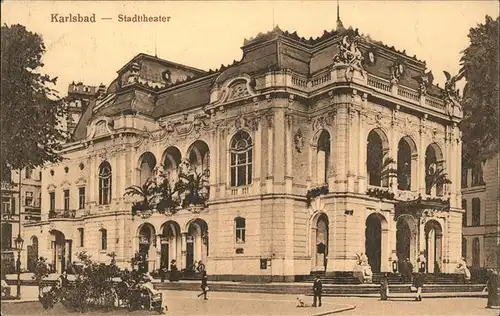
[23, 24, 464, 281]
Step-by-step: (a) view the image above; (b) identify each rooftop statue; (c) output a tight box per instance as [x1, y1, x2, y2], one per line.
[442, 70, 464, 109]
[332, 29, 365, 81]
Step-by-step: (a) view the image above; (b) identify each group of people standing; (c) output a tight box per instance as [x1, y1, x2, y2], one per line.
[379, 271, 425, 302]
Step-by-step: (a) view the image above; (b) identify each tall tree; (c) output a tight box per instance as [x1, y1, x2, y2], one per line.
[459, 16, 499, 167]
[0, 24, 68, 171]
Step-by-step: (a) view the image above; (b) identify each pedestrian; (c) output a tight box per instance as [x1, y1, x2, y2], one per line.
[412, 272, 424, 301]
[312, 275, 322, 307]
[197, 271, 209, 300]
[486, 269, 499, 308]
[380, 273, 389, 300]
[406, 258, 414, 283]
[169, 259, 179, 282]
[160, 263, 167, 283]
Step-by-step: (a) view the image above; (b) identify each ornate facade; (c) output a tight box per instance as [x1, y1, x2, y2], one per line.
[23, 25, 464, 281]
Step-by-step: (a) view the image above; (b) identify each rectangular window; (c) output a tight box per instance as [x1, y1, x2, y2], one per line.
[462, 199, 467, 227]
[1, 197, 11, 217]
[78, 187, 86, 210]
[78, 228, 84, 247]
[11, 197, 15, 215]
[472, 198, 481, 226]
[25, 191, 33, 206]
[235, 217, 246, 243]
[25, 167, 32, 179]
[101, 230, 107, 250]
[49, 192, 55, 211]
[63, 190, 70, 211]
[1, 223, 12, 250]
[461, 168, 468, 188]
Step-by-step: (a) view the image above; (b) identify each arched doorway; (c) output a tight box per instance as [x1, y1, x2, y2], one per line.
[27, 236, 39, 272]
[365, 213, 388, 273]
[138, 223, 156, 273]
[311, 213, 329, 272]
[424, 220, 443, 273]
[160, 221, 181, 270]
[50, 230, 67, 273]
[186, 219, 209, 271]
[396, 215, 417, 266]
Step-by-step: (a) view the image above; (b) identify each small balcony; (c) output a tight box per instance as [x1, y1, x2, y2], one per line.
[22, 196, 41, 208]
[48, 209, 77, 219]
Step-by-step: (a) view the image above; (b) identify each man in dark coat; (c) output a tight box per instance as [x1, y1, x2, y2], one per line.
[380, 273, 389, 300]
[312, 275, 323, 307]
[486, 269, 499, 308]
[197, 271, 208, 300]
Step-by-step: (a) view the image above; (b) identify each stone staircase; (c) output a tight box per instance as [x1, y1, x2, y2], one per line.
[154, 280, 486, 296]
[371, 272, 467, 284]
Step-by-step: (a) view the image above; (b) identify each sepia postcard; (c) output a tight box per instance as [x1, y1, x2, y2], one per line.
[0, 1, 499, 315]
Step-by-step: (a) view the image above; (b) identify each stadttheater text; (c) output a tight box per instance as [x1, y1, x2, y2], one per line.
[118, 14, 171, 22]
[50, 14, 171, 23]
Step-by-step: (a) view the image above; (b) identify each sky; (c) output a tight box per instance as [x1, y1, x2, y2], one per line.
[1, 1, 499, 96]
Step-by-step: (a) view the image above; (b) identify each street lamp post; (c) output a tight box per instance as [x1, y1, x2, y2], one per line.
[14, 170, 23, 299]
[14, 234, 24, 298]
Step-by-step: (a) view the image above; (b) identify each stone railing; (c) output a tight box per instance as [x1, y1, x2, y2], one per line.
[397, 86, 420, 102]
[367, 75, 392, 92]
[282, 69, 446, 113]
[48, 209, 77, 219]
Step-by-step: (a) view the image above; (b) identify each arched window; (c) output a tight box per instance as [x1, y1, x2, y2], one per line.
[317, 130, 330, 184]
[462, 199, 467, 227]
[138, 152, 156, 184]
[472, 198, 481, 226]
[397, 138, 412, 191]
[99, 161, 112, 205]
[471, 164, 485, 186]
[230, 131, 252, 187]
[367, 130, 387, 187]
[472, 237, 480, 269]
[425, 144, 444, 196]
[235, 217, 246, 243]
[162, 146, 182, 184]
[100, 229, 108, 250]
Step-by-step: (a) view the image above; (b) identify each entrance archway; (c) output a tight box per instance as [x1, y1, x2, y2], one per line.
[365, 213, 388, 272]
[50, 230, 67, 273]
[311, 213, 329, 272]
[396, 215, 417, 266]
[160, 221, 181, 271]
[138, 223, 156, 273]
[424, 220, 443, 273]
[186, 219, 209, 271]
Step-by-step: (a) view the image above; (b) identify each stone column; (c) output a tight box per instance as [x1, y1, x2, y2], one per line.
[285, 113, 293, 193]
[155, 234, 162, 271]
[254, 119, 262, 194]
[266, 112, 274, 192]
[180, 233, 187, 270]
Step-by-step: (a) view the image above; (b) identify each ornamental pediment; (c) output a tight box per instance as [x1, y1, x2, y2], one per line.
[87, 116, 115, 139]
[209, 75, 257, 106]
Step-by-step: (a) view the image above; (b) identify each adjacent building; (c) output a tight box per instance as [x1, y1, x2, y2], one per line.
[461, 154, 500, 270]
[23, 24, 464, 281]
[1, 166, 42, 273]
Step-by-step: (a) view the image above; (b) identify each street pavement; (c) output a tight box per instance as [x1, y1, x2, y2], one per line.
[2, 288, 498, 316]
